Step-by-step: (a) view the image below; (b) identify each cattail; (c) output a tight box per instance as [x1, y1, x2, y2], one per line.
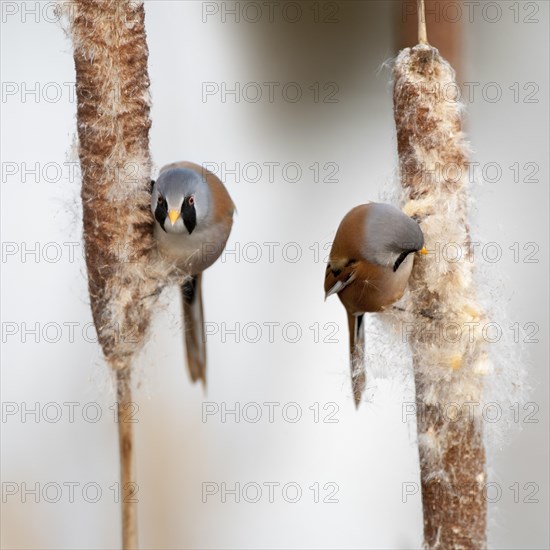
[393, 4, 488, 548]
[66, 1, 173, 547]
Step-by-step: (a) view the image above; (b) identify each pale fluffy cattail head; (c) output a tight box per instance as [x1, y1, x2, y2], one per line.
[68, 0, 177, 372]
[393, 43, 488, 549]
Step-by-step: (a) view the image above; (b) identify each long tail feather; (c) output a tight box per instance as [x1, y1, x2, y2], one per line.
[181, 274, 206, 386]
[347, 312, 366, 408]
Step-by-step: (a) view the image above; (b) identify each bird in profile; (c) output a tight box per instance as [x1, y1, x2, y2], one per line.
[151, 161, 235, 386]
[324, 203, 426, 407]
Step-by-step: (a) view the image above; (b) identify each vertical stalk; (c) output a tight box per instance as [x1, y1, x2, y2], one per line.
[417, 0, 428, 45]
[68, 1, 160, 547]
[117, 369, 138, 550]
[393, 9, 488, 547]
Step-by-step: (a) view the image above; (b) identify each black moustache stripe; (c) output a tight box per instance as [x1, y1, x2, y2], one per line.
[393, 250, 415, 272]
[181, 199, 196, 234]
[155, 197, 168, 232]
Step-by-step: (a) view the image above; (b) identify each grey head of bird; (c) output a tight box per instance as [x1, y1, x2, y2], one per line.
[363, 203, 426, 272]
[151, 168, 212, 235]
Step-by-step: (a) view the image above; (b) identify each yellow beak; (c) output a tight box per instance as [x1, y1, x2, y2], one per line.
[168, 209, 181, 226]
[420, 246, 428, 255]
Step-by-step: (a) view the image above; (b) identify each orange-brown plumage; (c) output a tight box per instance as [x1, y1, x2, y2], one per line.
[325, 203, 425, 406]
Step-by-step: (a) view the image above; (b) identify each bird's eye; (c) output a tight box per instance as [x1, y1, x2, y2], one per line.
[188, 196, 195, 206]
[157, 195, 163, 204]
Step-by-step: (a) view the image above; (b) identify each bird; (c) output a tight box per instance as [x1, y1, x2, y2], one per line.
[324, 202, 426, 407]
[151, 161, 235, 386]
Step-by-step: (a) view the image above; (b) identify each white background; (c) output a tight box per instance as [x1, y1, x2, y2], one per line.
[1, 1, 548, 548]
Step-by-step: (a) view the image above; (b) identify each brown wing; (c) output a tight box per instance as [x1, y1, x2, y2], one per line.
[324, 260, 358, 298]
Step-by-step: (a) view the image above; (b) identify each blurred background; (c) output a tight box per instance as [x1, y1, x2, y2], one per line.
[1, 1, 548, 548]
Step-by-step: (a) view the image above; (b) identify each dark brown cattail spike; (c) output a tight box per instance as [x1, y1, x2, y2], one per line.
[66, 1, 170, 547]
[393, 10, 488, 550]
